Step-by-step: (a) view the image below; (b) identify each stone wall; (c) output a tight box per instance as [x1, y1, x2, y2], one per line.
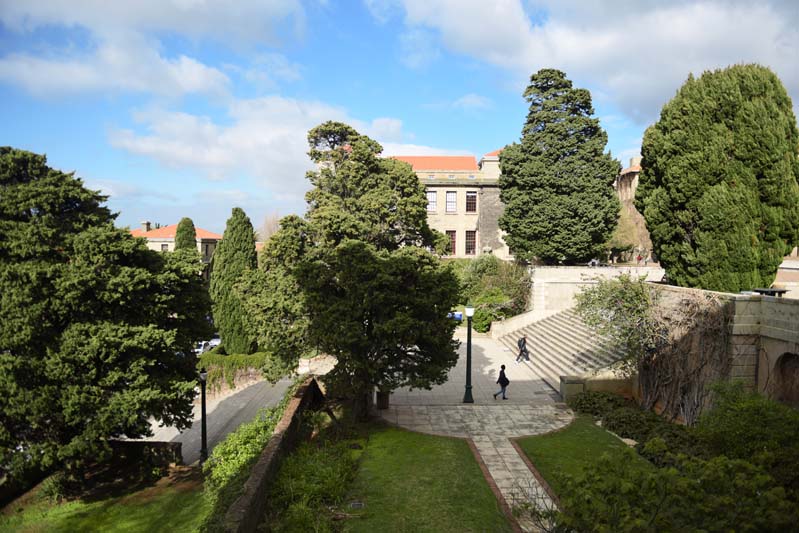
[222, 377, 325, 533]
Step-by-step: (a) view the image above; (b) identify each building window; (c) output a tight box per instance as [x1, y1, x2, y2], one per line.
[428, 174, 435, 180]
[446, 191, 457, 213]
[204, 244, 209, 256]
[426, 190, 437, 212]
[446, 231, 456, 255]
[466, 191, 477, 213]
[161, 244, 168, 252]
[448, 174, 455, 179]
[468, 174, 476, 180]
[465, 231, 477, 255]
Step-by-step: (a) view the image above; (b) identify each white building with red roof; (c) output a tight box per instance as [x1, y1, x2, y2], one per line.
[130, 222, 222, 263]
[391, 151, 511, 259]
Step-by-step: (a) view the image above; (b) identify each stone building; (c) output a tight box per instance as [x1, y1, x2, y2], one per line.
[614, 156, 652, 259]
[391, 151, 511, 259]
[130, 221, 222, 264]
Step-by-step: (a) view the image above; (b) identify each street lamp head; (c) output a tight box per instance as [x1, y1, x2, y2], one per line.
[199, 368, 208, 382]
[465, 304, 475, 318]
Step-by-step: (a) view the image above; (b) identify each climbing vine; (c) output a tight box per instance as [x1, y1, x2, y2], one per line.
[575, 274, 732, 424]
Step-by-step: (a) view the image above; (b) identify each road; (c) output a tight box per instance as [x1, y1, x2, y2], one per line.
[148, 378, 292, 464]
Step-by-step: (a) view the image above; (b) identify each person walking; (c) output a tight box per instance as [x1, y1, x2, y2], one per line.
[493, 365, 510, 400]
[516, 335, 529, 363]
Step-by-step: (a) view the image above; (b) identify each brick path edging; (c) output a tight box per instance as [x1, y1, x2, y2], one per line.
[221, 376, 324, 532]
[467, 438, 525, 533]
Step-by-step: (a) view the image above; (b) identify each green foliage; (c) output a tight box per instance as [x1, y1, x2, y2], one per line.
[574, 273, 657, 376]
[0, 148, 212, 482]
[601, 406, 661, 441]
[199, 379, 301, 532]
[567, 391, 632, 419]
[455, 254, 531, 332]
[637, 64, 799, 292]
[241, 122, 460, 418]
[548, 449, 798, 532]
[300, 241, 460, 416]
[606, 205, 637, 257]
[197, 351, 290, 390]
[210, 207, 257, 354]
[695, 381, 799, 497]
[499, 69, 621, 264]
[174, 217, 197, 251]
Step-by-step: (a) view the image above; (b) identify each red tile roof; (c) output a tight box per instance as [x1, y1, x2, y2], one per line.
[391, 155, 478, 171]
[130, 224, 222, 240]
[484, 148, 503, 157]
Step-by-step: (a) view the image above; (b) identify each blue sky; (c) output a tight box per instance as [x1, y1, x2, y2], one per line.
[1, 0, 797, 234]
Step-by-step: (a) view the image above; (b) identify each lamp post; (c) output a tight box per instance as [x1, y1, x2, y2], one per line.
[463, 305, 475, 404]
[199, 367, 208, 462]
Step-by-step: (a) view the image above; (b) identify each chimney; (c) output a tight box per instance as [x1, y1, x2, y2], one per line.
[141, 220, 152, 232]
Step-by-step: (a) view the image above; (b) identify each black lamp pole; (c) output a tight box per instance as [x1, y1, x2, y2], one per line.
[463, 305, 475, 404]
[199, 368, 208, 462]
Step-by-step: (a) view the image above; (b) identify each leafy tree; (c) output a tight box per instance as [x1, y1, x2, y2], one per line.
[242, 122, 459, 417]
[499, 69, 620, 264]
[174, 216, 197, 252]
[637, 64, 799, 292]
[0, 148, 212, 482]
[606, 205, 637, 260]
[210, 208, 257, 354]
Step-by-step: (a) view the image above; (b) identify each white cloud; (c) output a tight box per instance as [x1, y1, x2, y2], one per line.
[0, 32, 230, 97]
[452, 93, 492, 110]
[0, 1, 305, 46]
[0, 2, 305, 98]
[108, 97, 463, 200]
[384, 0, 799, 123]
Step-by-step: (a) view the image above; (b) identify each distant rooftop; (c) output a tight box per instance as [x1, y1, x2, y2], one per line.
[391, 155, 479, 171]
[130, 224, 222, 240]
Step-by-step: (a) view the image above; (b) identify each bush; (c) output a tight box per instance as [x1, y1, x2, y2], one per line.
[601, 407, 660, 441]
[530, 448, 799, 532]
[637, 423, 706, 467]
[695, 381, 799, 499]
[566, 391, 632, 419]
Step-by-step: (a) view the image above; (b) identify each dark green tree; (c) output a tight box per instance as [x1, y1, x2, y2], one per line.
[240, 122, 459, 417]
[637, 64, 799, 292]
[174, 216, 197, 252]
[0, 148, 212, 482]
[499, 69, 620, 264]
[210, 207, 257, 354]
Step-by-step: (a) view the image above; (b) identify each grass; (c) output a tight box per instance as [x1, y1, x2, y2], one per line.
[515, 415, 653, 494]
[343, 424, 512, 533]
[0, 468, 206, 533]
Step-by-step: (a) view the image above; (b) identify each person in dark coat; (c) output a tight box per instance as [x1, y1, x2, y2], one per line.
[516, 335, 529, 363]
[493, 364, 510, 400]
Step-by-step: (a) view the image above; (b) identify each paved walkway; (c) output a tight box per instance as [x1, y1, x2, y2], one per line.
[380, 329, 573, 531]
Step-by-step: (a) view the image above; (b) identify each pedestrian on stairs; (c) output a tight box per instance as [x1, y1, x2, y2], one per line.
[493, 365, 510, 400]
[516, 335, 529, 363]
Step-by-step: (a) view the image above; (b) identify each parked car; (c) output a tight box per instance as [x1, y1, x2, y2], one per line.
[193, 341, 211, 355]
[208, 334, 221, 348]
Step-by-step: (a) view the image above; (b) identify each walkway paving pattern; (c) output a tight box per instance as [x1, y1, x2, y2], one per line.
[380, 329, 574, 531]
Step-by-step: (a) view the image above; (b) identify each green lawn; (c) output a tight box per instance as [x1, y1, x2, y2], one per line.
[0, 473, 206, 533]
[515, 415, 652, 494]
[343, 425, 512, 533]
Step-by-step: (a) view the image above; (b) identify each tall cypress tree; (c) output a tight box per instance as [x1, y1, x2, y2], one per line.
[210, 208, 257, 354]
[499, 69, 620, 264]
[174, 217, 197, 251]
[637, 65, 799, 292]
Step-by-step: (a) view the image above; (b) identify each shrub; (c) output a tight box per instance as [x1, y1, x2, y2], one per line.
[637, 424, 706, 466]
[695, 381, 799, 499]
[601, 407, 660, 441]
[566, 391, 631, 419]
[529, 448, 799, 532]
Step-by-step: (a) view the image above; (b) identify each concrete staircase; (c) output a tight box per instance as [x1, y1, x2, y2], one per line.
[497, 307, 626, 394]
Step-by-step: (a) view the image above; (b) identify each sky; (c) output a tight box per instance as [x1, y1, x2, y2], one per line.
[1, 0, 797, 234]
